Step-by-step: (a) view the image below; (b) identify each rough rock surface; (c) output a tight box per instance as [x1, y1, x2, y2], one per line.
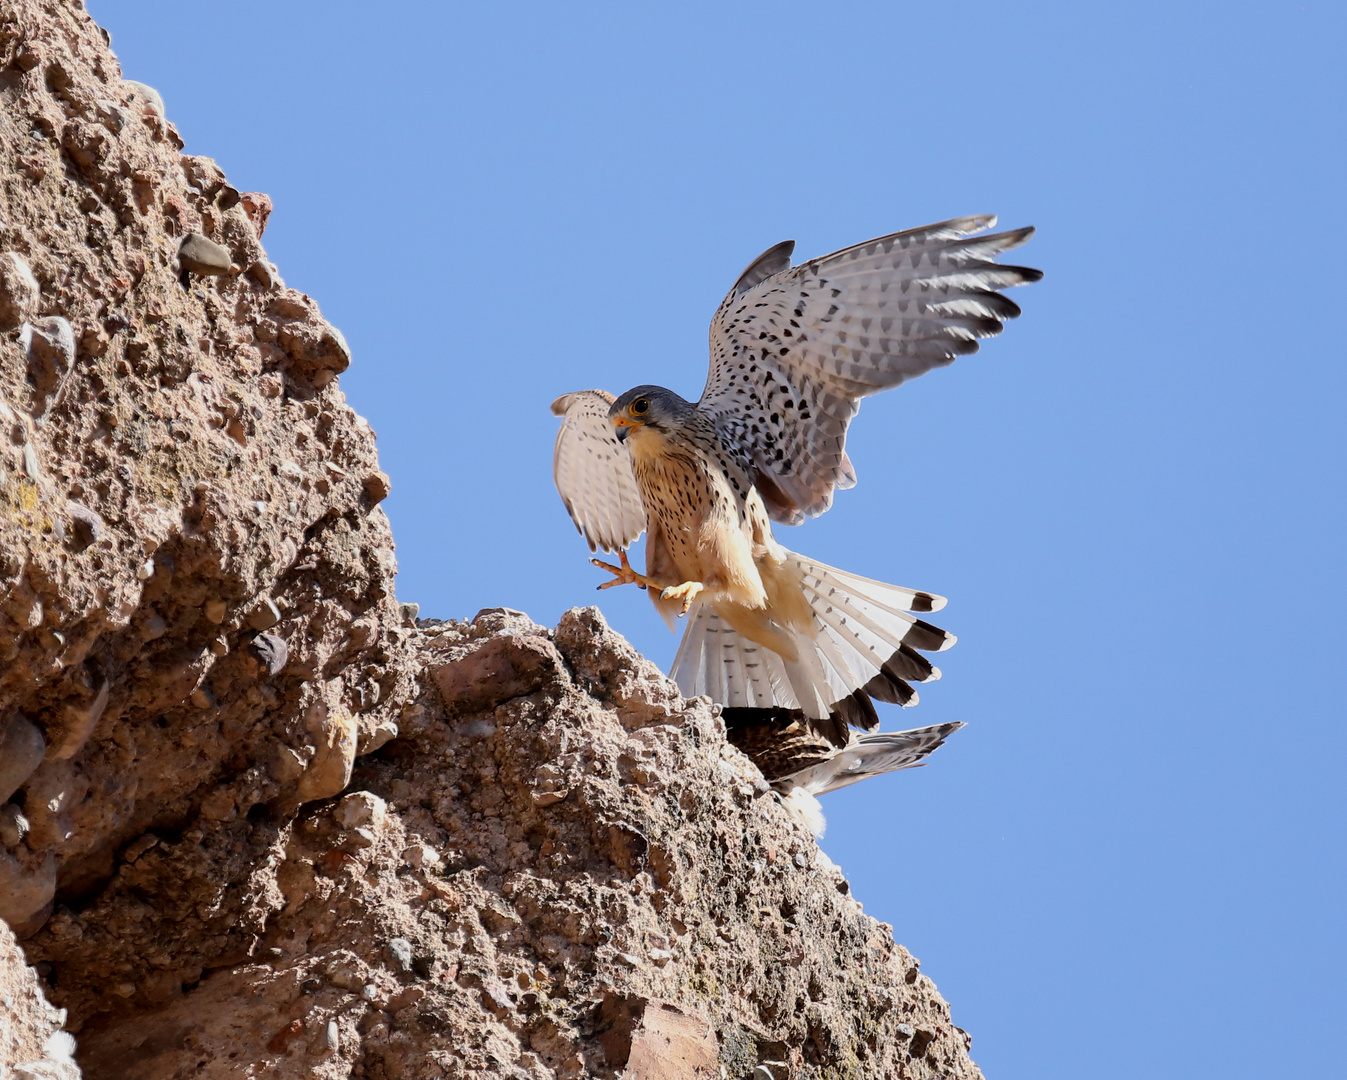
[2, 918, 69, 1073]
[0, 4, 984, 1078]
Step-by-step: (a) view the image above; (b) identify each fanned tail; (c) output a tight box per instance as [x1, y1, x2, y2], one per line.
[669, 550, 955, 747]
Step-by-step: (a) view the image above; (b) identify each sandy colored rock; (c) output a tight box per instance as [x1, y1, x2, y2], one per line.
[0, 0, 413, 912]
[0, 251, 40, 330]
[0, 920, 73, 1074]
[297, 699, 359, 802]
[0, 3, 987, 1078]
[0, 715, 46, 803]
[177, 232, 232, 275]
[0, 850, 57, 935]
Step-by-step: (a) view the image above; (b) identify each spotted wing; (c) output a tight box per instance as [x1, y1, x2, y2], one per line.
[698, 216, 1041, 523]
[550, 390, 646, 553]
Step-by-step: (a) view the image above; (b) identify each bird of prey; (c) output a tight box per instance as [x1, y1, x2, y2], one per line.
[551, 215, 1040, 799]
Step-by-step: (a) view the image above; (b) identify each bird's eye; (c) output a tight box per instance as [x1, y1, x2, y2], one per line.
[631, 398, 650, 416]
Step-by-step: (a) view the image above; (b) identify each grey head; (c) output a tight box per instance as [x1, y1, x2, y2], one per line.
[608, 385, 695, 441]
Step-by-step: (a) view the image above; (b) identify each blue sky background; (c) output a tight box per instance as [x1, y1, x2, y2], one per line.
[89, 3, 1345, 1076]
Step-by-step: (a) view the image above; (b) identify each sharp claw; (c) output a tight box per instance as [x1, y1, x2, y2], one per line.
[590, 550, 651, 592]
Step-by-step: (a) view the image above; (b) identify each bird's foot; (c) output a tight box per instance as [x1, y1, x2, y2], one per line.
[660, 580, 705, 616]
[591, 550, 651, 591]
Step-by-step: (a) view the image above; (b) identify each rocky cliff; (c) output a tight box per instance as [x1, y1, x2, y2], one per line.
[0, 3, 983, 1077]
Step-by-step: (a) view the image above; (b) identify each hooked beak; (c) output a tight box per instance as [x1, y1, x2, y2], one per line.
[612, 416, 634, 443]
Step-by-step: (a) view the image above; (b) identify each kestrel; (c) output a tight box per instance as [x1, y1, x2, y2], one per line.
[552, 216, 1040, 805]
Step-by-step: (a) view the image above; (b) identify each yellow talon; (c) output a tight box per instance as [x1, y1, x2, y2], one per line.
[659, 580, 704, 616]
[591, 549, 651, 591]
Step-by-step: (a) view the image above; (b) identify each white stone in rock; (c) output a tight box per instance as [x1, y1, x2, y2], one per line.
[334, 790, 386, 831]
[403, 842, 440, 869]
[123, 79, 165, 116]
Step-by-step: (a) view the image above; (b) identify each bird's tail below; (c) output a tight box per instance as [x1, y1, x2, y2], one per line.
[774, 721, 965, 837]
[670, 550, 956, 744]
[779, 721, 965, 796]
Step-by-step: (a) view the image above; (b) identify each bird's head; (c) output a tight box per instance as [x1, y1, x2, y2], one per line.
[608, 385, 693, 446]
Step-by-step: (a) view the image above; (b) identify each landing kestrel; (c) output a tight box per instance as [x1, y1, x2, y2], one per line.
[552, 216, 1040, 801]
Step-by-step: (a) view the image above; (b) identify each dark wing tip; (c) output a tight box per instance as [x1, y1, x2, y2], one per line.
[1009, 264, 1044, 284]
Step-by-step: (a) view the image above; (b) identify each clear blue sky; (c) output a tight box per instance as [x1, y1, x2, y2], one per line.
[89, 3, 1345, 1076]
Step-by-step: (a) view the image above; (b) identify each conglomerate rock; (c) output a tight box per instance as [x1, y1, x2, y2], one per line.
[0, 3, 984, 1078]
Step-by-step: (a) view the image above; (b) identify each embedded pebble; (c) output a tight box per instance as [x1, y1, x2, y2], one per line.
[323, 1020, 340, 1052]
[0, 715, 46, 803]
[296, 706, 357, 802]
[95, 97, 130, 134]
[22, 316, 75, 378]
[0, 803, 30, 847]
[386, 937, 414, 973]
[334, 790, 386, 831]
[240, 191, 272, 236]
[202, 598, 227, 624]
[358, 719, 398, 756]
[247, 598, 282, 630]
[66, 501, 104, 552]
[246, 260, 275, 288]
[51, 680, 110, 761]
[123, 79, 164, 117]
[0, 252, 39, 330]
[178, 233, 233, 276]
[0, 851, 57, 932]
[248, 632, 288, 675]
[363, 471, 391, 504]
[402, 842, 440, 869]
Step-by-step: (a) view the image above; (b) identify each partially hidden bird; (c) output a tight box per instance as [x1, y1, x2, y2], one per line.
[551, 215, 1040, 824]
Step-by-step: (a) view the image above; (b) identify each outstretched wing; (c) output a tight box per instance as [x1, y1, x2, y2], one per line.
[699, 216, 1041, 523]
[550, 390, 646, 553]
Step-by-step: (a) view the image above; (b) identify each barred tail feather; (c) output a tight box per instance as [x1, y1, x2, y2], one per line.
[793, 552, 952, 716]
[669, 551, 955, 744]
[672, 604, 782, 710]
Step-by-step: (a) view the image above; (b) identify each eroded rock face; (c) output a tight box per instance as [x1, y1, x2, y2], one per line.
[0, 0, 413, 936]
[53, 610, 978, 1080]
[1, 919, 71, 1074]
[0, 4, 984, 1078]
